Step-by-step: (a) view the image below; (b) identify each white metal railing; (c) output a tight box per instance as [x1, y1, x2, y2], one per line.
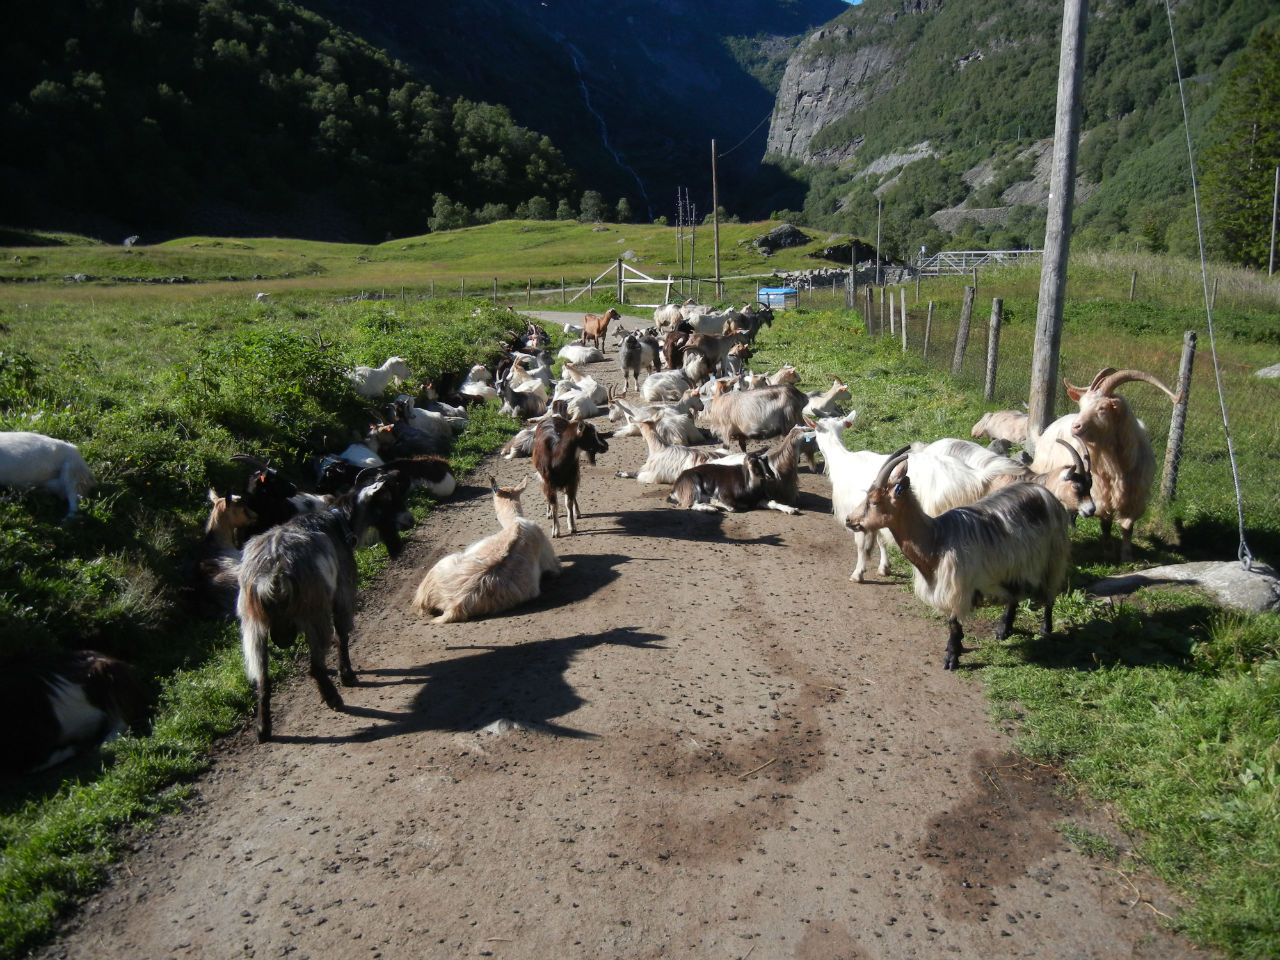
[917, 249, 1042, 276]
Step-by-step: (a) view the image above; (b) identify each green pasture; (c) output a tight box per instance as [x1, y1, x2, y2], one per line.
[0, 229, 1277, 959]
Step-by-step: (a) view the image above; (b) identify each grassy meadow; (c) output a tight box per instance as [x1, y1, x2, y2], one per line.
[0, 221, 1278, 958]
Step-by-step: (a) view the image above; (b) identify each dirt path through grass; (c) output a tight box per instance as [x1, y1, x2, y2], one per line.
[35, 313, 1209, 960]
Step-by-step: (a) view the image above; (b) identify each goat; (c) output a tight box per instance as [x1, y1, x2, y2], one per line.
[668, 450, 775, 513]
[848, 447, 1072, 671]
[1028, 367, 1181, 560]
[618, 333, 644, 391]
[193, 488, 259, 616]
[662, 324, 693, 371]
[557, 342, 605, 365]
[231, 455, 327, 539]
[682, 330, 750, 376]
[458, 363, 498, 402]
[709, 423, 808, 514]
[0, 649, 148, 773]
[551, 381, 605, 421]
[803, 378, 850, 419]
[411, 476, 561, 622]
[350, 356, 412, 400]
[532, 415, 610, 537]
[580, 307, 620, 350]
[766, 364, 800, 386]
[237, 469, 413, 741]
[616, 417, 721, 484]
[641, 367, 698, 403]
[811, 415, 893, 582]
[653, 299, 693, 331]
[497, 370, 549, 420]
[971, 409, 1029, 446]
[0, 431, 95, 516]
[559, 361, 609, 404]
[610, 390, 704, 445]
[703, 382, 807, 451]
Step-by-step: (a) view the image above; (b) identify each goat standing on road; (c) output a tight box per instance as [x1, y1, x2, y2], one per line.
[532, 415, 610, 537]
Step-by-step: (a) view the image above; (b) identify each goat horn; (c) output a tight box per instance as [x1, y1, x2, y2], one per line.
[1063, 367, 1117, 396]
[1054, 438, 1087, 475]
[871, 445, 912, 489]
[1094, 368, 1183, 403]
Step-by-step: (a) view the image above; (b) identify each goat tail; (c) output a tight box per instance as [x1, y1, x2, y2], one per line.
[237, 595, 270, 690]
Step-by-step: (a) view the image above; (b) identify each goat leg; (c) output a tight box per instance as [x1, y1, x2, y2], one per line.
[994, 602, 1018, 641]
[307, 629, 345, 711]
[943, 619, 967, 671]
[1039, 599, 1055, 638]
[335, 629, 357, 686]
[255, 686, 272, 743]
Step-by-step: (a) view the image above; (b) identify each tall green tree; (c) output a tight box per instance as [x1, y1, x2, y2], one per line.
[1203, 28, 1280, 268]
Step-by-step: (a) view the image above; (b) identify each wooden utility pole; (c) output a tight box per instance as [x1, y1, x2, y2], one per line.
[711, 140, 722, 300]
[1270, 166, 1279, 277]
[1027, 0, 1088, 456]
[875, 199, 883, 286]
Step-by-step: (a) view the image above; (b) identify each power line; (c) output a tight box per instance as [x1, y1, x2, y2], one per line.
[716, 109, 775, 159]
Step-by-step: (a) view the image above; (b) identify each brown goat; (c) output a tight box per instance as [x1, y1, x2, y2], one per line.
[580, 307, 620, 351]
[532, 415, 610, 537]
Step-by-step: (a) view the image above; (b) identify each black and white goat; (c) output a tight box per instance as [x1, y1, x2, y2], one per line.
[236, 469, 413, 741]
[411, 475, 561, 623]
[1, 649, 147, 773]
[847, 448, 1072, 671]
[668, 450, 776, 513]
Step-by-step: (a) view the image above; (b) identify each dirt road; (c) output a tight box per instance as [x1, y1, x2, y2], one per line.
[36, 314, 1208, 960]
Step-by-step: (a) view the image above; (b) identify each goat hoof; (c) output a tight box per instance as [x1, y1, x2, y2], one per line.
[943, 654, 960, 671]
[340, 669, 357, 686]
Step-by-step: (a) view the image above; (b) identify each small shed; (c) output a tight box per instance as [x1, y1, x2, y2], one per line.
[758, 286, 799, 310]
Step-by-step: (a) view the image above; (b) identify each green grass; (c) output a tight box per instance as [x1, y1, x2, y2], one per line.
[1, 232, 1277, 959]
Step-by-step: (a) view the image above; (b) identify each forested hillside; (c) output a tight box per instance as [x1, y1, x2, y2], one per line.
[0, 0, 579, 241]
[766, 0, 1280, 262]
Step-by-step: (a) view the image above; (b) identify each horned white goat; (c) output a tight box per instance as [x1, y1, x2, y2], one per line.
[616, 417, 722, 484]
[847, 448, 1072, 671]
[811, 415, 893, 582]
[559, 361, 609, 404]
[653, 299, 694, 331]
[350, 356, 412, 400]
[0, 431, 95, 516]
[609, 390, 704, 445]
[411, 475, 561, 623]
[1028, 367, 1181, 560]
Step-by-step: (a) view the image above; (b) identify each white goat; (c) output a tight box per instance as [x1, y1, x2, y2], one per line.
[0, 431, 95, 515]
[847, 448, 1072, 671]
[557, 343, 605, 365]
[458, 363, 498, 402]
[350, 357, 412, 400]
[971, 409, 1029, 446]
[1029, 367, 1181, 560]
[811, 415, 894, 582]
[559, 361, 608, 404]
[411, 476, 561, 623]
[803, 378, 850, 419]
[610, 390, 704, 445]
[616, 418, 721, 485]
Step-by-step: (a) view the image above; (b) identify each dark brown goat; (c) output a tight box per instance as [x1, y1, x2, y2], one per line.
[532, 415, 610, 537]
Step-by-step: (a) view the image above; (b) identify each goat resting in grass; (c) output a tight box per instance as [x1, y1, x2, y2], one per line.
[412, 476, 561, 623]
[847, 448, 1071, 671]
[0, 431, 95, 516]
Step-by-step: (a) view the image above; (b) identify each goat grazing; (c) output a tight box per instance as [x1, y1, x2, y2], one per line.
[847, 448, 1072, 671]
[237, 469, 413, 741]
[532, 415, 610, 537]
[1029, 367, 1181, 560]
[411, 476, 561, 623]
[350, 356, 412, 400]
[668, 450, 775, 513]
[581, 307, 620, 350]
[703, 382, 807, 451]
[0, 649, 148, 773]
[0, 431, 95, 516]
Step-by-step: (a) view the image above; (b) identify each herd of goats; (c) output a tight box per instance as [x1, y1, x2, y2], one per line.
[0, 297, 1183, 767]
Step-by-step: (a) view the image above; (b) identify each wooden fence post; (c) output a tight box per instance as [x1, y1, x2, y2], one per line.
[560, 276, 565, 304]
[900, 288, 907, 350]
[492, 277, 498, 302]
[1161, 330, 1197, 503]
[430, 279, 435, 299]
[924, 301, 935, 359]
[1129, 271, 1137, 302]
[527, 279, 532, 307]
[951, 285, 976, 376]
[888, 288, 896, 336]
[984, 298, 1003, 401]
[864, 286, 874, 334]
[879, 286, 887, 336]
[616, 258, 624, 303]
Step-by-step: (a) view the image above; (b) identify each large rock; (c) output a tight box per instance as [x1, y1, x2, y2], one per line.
[1087, 561, 1280, 615]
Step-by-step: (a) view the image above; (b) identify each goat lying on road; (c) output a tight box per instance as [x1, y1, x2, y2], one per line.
[412, 476, 561, 623]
